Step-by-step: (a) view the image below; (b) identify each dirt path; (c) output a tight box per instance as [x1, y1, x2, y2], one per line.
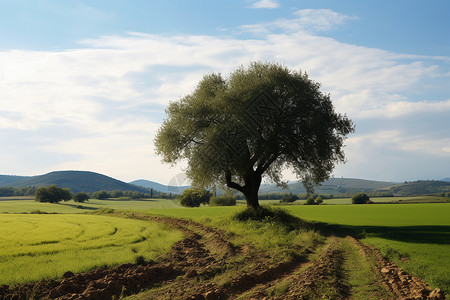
[0, 214, 446, 300]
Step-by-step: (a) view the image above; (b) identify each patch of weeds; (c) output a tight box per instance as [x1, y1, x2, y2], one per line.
[232, 206, 305, 231]
[30, 210, 48, 214]
[267, 281, 290, 296]
[384, 246, 409, 261]
[134, 255, 146, 266]
[92, 208, 115, 215]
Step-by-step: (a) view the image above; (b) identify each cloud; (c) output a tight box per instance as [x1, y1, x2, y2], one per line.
[1, 9, 448, 182]
[239, 9, 358, 34]
[250, 0, 280, 9]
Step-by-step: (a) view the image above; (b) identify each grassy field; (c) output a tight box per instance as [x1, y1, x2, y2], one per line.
[283, 204, 450, 293]
[143, 203, 450, 293]
[0, 197, 182, 213]
[0, 214, 183, 285]
[0, 196, 448, 293]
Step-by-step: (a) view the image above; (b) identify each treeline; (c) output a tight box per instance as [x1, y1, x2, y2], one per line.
[256, 191, 394, 200]
[0, 186, 36, 197]
[89, 189, 175, 199]
[0, 185, 176, 200]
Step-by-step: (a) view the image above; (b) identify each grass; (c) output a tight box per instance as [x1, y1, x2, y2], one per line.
[1, 196, 449, 295]
[0, 213, 183, 285]
[0, 197, 183, 213]
[285, 203, 450, 293]
[340, 238, 392, 299]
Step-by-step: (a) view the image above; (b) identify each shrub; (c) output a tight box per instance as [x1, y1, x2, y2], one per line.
[305, 195, 316, 205]
[233, 206, 303, 230]
[352, 192, 370, 204]
[315, 195, 323, 204]
[280, 193, 299, 203]
[179, 187, 211, 207]
[209, 196, 236, 206]
[73, 192, 89, 203]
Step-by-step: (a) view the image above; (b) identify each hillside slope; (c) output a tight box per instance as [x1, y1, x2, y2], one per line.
[0, 175, 29, 186]
[3, 171, 151, 194]
[381, 180, 450, 196]
[130, 179, 190, 194]
[259, 178, 398, 195]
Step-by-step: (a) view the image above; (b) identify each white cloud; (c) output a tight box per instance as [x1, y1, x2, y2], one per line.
[250, 0, 280, 9]
[1, 9, 449, 182]
[239, 9, 358, 34]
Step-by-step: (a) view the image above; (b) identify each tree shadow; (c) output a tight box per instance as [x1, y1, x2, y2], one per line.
[95, 198, 159, 202]
[310, 221, 450, 245]
[57, 203, 98, 210]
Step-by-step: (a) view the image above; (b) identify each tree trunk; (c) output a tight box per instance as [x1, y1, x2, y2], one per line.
[243, 172, 262, 209]
[225, 169, 262, 209]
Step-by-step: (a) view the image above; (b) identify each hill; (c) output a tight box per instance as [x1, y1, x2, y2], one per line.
[0, 175, 29, 186]
[129, 179, 190, 195]
[380, 180, 450, 196]
[1, 171, 151, 194]
[259, 178, 398, 195]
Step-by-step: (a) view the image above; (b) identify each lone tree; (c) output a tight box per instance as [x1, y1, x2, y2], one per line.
[35, 185, 72, 203]
[73, 192, 90, 203]
[179, 187, 212, 207]
[352, 192, 370, 204]
[155, 62, 354, 209]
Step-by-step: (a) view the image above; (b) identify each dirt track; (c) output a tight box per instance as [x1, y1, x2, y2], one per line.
[0, 214, 446, 300]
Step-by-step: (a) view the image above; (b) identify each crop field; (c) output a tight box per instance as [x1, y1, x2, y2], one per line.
[0, 214, 183, 285]
[0, 197, 182, 214]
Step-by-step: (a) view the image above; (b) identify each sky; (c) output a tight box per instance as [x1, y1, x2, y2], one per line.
[0, 0, 449, 185]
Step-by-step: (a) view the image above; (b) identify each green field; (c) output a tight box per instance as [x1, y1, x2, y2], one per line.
[0, 197, 182, 213]
[0, 197, 448, 293]
[0, 214, 183, 285]
[283, 204, 450, 292]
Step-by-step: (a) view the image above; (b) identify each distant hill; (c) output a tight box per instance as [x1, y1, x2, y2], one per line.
[1, 171, 151, 194]
[259, 178, 398, 195]
[130, 179, 190, 195]
[0, 175, 28, 186]
[441, 178, 450, 182]
[379, 180, 450, 196]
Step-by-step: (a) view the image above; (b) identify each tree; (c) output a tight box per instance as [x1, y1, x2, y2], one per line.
[209, 195, 237, 206]
[73, 192, 89, 203]
[35, 185, 72, 203]
[305, 195, 316, 205]
[352, 192, 369, 204]
[92, 190, 110, 199]
[280, 193, 299, 203]
[155, 62, 354, 209]
[179, 187, 211, 207]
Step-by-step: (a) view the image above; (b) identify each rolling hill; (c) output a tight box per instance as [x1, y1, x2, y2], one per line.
[380, 180, 450, 196]
[259, 178, 398, 195]
[2, 171, 448, 197]
[129, 179, 190, 195]
[0, 171, 151, 194]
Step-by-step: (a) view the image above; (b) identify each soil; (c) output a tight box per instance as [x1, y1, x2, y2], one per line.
[0, 214, 446, 300]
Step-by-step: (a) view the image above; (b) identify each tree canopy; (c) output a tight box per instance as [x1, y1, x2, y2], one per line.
[35, 185, 72, 203]
[155, 62, 354, 208]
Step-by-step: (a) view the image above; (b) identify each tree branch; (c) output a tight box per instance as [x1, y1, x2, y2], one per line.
[257, 152, 280, 174]
[225, 170, 245, 193]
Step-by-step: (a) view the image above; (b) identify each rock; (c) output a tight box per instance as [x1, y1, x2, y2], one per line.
[428, 288, 446, 299]
[381, 267, 390, 274]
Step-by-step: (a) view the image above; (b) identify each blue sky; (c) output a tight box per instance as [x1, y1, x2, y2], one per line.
[0, 0, 449, 184]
